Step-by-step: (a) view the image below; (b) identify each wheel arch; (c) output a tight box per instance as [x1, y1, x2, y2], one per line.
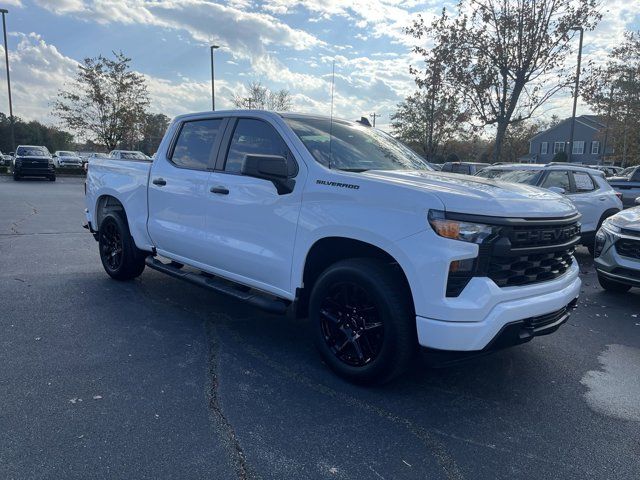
[95, 194, 127, 230]
[295, 236, 415, 319]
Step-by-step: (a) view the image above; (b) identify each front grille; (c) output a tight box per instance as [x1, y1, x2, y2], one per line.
[445, 214, 580, 296]
[488, 248, 575, 287]
[615, 239, 640, 259]
[509, 223, 581, 248]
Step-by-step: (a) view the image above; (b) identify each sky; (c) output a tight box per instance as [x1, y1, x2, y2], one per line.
[0, 0, 638, 131]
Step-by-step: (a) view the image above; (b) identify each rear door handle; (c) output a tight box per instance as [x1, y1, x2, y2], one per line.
[152, 177, 166, 186]
[210, 186, 229, 195]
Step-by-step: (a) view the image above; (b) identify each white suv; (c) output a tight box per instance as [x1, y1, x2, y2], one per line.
[477, 164, 623, 253]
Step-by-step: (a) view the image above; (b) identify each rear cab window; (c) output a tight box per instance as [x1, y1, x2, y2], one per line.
[170, 118, 224, 170]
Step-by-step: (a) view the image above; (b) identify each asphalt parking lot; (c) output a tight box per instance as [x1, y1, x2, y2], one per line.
[1, 175, 639, 480]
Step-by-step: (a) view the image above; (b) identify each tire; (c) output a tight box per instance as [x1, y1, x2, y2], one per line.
[309, 258, 416, 384]
[98, 212, 146, 280]
[12, 172, 19, 181]
[587, 244, 595, 256]
[597, 273, 631, 293]
[49, 175, 56, 182]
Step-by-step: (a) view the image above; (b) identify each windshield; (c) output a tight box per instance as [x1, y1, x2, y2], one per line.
[17, 147, 48, 157]
[92, 153, 109, 158]
[57, 151, 75, 156]
[120, 151, 147, 160]
[477, 169, 541, 185]
[621, 167, 635, 177]
[284, 116, 432, 171]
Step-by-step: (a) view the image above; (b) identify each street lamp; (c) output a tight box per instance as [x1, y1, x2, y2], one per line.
[210, 45, 219, 111]
[568, 26, 584, 163]
[0, 8, 14, 151]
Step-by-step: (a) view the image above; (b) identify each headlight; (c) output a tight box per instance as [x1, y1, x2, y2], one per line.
[428, 210, 497, 244]
[601, 217, 621, 234]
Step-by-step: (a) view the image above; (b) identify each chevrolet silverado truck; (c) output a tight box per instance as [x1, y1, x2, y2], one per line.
[85, 111, 582, 384]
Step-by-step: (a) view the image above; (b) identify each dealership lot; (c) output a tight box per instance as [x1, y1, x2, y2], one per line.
[1, 176, 639, 480]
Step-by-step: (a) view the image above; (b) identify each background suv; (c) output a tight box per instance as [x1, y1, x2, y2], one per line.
[476, 164, 622, 252]
[13, 145, 56, 181]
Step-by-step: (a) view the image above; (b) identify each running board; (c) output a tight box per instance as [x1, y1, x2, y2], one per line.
[145, 257, 288, 315]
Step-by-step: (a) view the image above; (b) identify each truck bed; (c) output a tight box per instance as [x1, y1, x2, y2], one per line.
[85, 158, 153, 250]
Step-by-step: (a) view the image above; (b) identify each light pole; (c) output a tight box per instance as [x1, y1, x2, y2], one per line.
[568, 26, 583, 163]
[210, 45, 219, 111]
[0, 9, 14, 151]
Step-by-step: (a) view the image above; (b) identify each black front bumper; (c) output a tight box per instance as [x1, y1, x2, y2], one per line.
[424, 299, 577, 366]
[15, 163, 55, 177]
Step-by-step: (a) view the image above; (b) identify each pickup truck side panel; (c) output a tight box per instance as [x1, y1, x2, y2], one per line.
[86, 159, 153, 251]
[609, 168, 640, 208]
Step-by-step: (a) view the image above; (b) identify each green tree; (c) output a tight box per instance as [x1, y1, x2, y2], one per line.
[53, 51, 150, 151]
[407, 0, 601, 162]
[0, 113, 74, 153]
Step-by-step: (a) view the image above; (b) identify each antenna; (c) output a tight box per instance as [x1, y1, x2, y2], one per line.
[328, 59, 335, 170]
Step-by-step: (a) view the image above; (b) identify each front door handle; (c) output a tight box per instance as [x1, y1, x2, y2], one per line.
[210, 186, 229, 195]
[152, 177, 167, 186]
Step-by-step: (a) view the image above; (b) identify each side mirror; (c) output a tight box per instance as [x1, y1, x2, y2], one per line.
[635, 197, 640, 206]
[548, 186, 566, 195]
[241, 154, 295, 194]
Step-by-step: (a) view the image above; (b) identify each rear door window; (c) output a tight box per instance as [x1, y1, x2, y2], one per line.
[572, 171, 595, 192]
[170, 118, 223, 170]
[541, 170, 571, 192]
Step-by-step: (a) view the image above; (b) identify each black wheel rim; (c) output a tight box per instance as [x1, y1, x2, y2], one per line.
[100, 221, 123, 271]
[319, 282, 384, 367]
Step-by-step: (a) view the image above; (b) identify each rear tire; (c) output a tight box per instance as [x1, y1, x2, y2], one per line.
[309, 258, 416, 385]
[597, 273, 631, 293]
[98, 212, 146, 280]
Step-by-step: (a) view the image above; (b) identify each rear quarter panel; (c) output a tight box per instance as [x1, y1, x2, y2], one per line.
[86, 159, 153, 250]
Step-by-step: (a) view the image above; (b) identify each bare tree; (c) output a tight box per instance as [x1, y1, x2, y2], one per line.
[407, 0, 601, 162]
[53, 52, 149, 151]
[232, 81, 293, 111]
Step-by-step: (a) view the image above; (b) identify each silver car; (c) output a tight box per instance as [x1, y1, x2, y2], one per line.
[594, 207, 640, 292]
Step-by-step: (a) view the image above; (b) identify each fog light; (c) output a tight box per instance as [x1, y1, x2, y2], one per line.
[449, 258, 475, 273]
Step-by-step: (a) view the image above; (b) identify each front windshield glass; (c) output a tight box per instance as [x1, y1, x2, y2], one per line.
[17, 147, 48, 157]
[487, 169, 542, 185]
[58, 151, 74, 156]
[120, 151, 147, 160]
[621, 167, 635, 177]
[284, 116, 432, 171]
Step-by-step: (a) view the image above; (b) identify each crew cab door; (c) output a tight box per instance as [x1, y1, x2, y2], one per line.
[147, 117, 227, 264]
[203, 117, 304, 297]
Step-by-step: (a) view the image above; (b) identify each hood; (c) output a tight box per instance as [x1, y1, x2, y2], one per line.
[609, 207, 640, 232]
[361, 170, 577, 218]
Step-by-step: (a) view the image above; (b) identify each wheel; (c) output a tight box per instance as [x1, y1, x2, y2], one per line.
[12, 172, 19, 181]
[309, 258, 416, 384]
[98, 212, 146, 280]
[587, 244, 595, 256]
[49, 175, 56, 182]
[597, 273, 631, 293]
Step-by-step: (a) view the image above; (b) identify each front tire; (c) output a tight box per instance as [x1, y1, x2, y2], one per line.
[49, 175, 56, 182]
[12, 172, 19, 181]
[597, 273, 631, 293]
[309, 258, 416, 385]
[98, 212, 146, 280]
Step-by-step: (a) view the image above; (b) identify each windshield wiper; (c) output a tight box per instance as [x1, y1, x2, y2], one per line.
[337, 167, 370, 172]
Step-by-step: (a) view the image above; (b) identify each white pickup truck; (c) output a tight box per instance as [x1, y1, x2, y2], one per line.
[85, 110, 582, 383]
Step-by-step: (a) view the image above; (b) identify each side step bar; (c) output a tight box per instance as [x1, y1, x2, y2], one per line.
[145, 257, 288, 315]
